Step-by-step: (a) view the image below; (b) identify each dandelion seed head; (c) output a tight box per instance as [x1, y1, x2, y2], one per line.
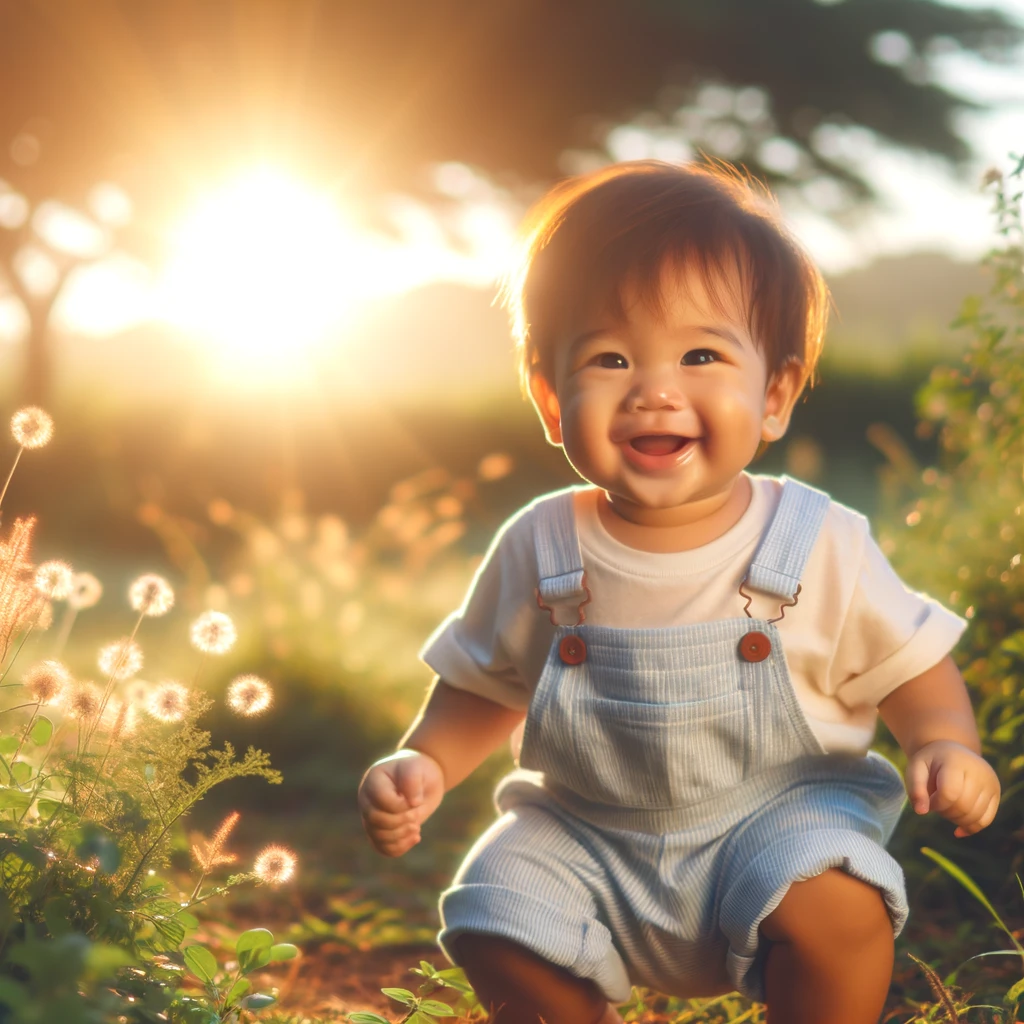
[34, 560, 73, 599]
[98, 637, 143, 680]
[226, 674, 273, 717]
[146, 680, 189, 723]
[11, 407, 54, 449]
[253, 844, 297, 884]
[189, 610, 236, 655]
[67, 681, 102, 719]
[128, 574, 174, 616]
[24, 659, 70, 704]
[68, 572, 102, 610]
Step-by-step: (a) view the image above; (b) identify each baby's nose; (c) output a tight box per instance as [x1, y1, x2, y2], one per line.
[627, 372, 686, 411]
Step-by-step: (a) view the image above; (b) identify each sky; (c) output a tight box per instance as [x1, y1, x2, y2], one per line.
[790, 0, 1024, 272]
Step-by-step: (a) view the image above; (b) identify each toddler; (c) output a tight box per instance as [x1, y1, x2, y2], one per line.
[358, 161, 1001, 1024]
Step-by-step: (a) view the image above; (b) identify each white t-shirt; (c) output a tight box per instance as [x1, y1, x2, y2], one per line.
[419, 473, 967, 756]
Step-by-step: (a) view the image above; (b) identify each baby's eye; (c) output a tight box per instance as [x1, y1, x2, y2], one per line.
[682, 349, 721, 366]
[593, 352, 629, 369]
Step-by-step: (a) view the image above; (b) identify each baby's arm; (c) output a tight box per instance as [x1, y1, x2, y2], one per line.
[877, 655, 1000, 836]
[358, 678, 525, 856]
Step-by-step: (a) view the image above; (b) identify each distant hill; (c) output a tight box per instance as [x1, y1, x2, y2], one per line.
[0, 250, 992, 408]
[824, 251, 986, 356]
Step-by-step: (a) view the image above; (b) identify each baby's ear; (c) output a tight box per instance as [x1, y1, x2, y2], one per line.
[761, 360, 806, 442]
[528, 371, 563, 446]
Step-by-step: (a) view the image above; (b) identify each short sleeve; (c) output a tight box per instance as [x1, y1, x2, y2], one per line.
[831, 530, 968, 709]
[417, 504, 538, 711]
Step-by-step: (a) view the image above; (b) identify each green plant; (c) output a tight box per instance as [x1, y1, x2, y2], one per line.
[870, 154, 1024, 904]
[346, 961, 479, 1024]
[174, 926, 298, 1022]
[0, 408, 296, 1021]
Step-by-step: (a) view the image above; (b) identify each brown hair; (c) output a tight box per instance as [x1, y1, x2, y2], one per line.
[501, 159, 830, 401]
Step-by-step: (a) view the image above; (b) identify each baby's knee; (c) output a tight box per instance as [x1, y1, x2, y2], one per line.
[453, 934, 611, 1024]
[759, 868, 893, 950]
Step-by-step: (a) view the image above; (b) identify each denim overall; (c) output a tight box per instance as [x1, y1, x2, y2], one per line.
[438, 478, 909, 1003]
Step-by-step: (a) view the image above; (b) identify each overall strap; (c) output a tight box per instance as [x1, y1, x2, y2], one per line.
[532, 487, 588, 603]
[744, 475, 831, 601]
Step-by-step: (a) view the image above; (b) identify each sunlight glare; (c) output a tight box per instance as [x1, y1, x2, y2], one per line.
[158, 167, 375, 382]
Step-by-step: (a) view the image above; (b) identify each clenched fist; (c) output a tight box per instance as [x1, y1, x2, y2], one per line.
[905, 739, 1001, 838]
[358, 749, 445, 856]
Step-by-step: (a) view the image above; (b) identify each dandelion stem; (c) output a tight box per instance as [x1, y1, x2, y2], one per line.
[0, 630, 34, 686]
[84, 610, 145, 750]
[10, 703, 39, 765]
[192, 651, 208, 688]
[0, 702, 40, 715]
[0, 447, 24, 513]
[52, 605, 78, 659]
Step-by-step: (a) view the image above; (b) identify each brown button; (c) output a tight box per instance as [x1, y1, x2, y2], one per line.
[559, 635, 587, 665]
[739, 630, 771, 663]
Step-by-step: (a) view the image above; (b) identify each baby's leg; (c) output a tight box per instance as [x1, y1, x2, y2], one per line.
[454, 935, 624, 1024]
[759, 867, 894, 1024]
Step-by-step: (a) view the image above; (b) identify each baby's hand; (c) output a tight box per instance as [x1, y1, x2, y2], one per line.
[905, 739, 1001, 838]
[358, 749, 445, 857]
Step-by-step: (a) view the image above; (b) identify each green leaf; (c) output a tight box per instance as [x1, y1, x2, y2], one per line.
[0, 977, 28, 1011]
[348, 1015, 391, 1024]
[225, 976, 252, 1008]
[268, 942, 299, 961]
[236, 927, 274, 955]
[237, 927, 275, 973]
[176, 909, 200, 933]
[1006, 976, 1024, 1003]
[419, 999, 456, 1016]
[921, 847, 1024, 954]
[382, 987, 417, 1006]
[183, 944, 219, 983]
[42, 896, 74, 938]
[29, 716, 52, 745]
[0, 788, 32, 811]
[241, 992, 276, 1009]
[10, 761, 31, 785]
[0, 736, 19, 755]
[36, 798, 62, 818]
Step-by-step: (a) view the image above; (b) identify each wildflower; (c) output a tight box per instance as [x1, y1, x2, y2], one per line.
[226, 675, 273, 717]
[191, 811, 240, 871]
[128, 574, 174, 617]
[98, 637, 143, 680]
[23, 660, 70, 705]
[252, 844, 297, 884]
[11, 407, 54, 450]
[0, 517, 49, 662]
[100, 697, 138, 737]
[66, 681, 102, 719]
[123, 678, 151, 705]
[190, 610, 236, 655]
[146, 681, 189, 723]
[68, 572, 102, 610]
[34, 560, 74, 599]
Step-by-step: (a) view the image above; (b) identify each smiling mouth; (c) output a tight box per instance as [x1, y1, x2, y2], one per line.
[629, 435, 691, 455]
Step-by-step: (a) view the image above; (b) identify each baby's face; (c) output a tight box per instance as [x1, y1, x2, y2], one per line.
[531, 258, 799, 516]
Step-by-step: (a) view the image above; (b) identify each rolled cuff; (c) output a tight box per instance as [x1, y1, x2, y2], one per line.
[420, 625, 530, 711]
[836, 602, 968, 709]
[719, 829, 908, 1003]
[438, 882, 632, 1004]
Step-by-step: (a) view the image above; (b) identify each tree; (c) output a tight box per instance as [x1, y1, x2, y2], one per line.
[0, 0, 1020, 402]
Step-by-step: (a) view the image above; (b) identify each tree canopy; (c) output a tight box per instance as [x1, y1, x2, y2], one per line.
[0, 0, 1020, 224]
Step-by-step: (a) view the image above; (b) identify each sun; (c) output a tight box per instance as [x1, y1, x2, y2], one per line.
[158, 167, 378, 382]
